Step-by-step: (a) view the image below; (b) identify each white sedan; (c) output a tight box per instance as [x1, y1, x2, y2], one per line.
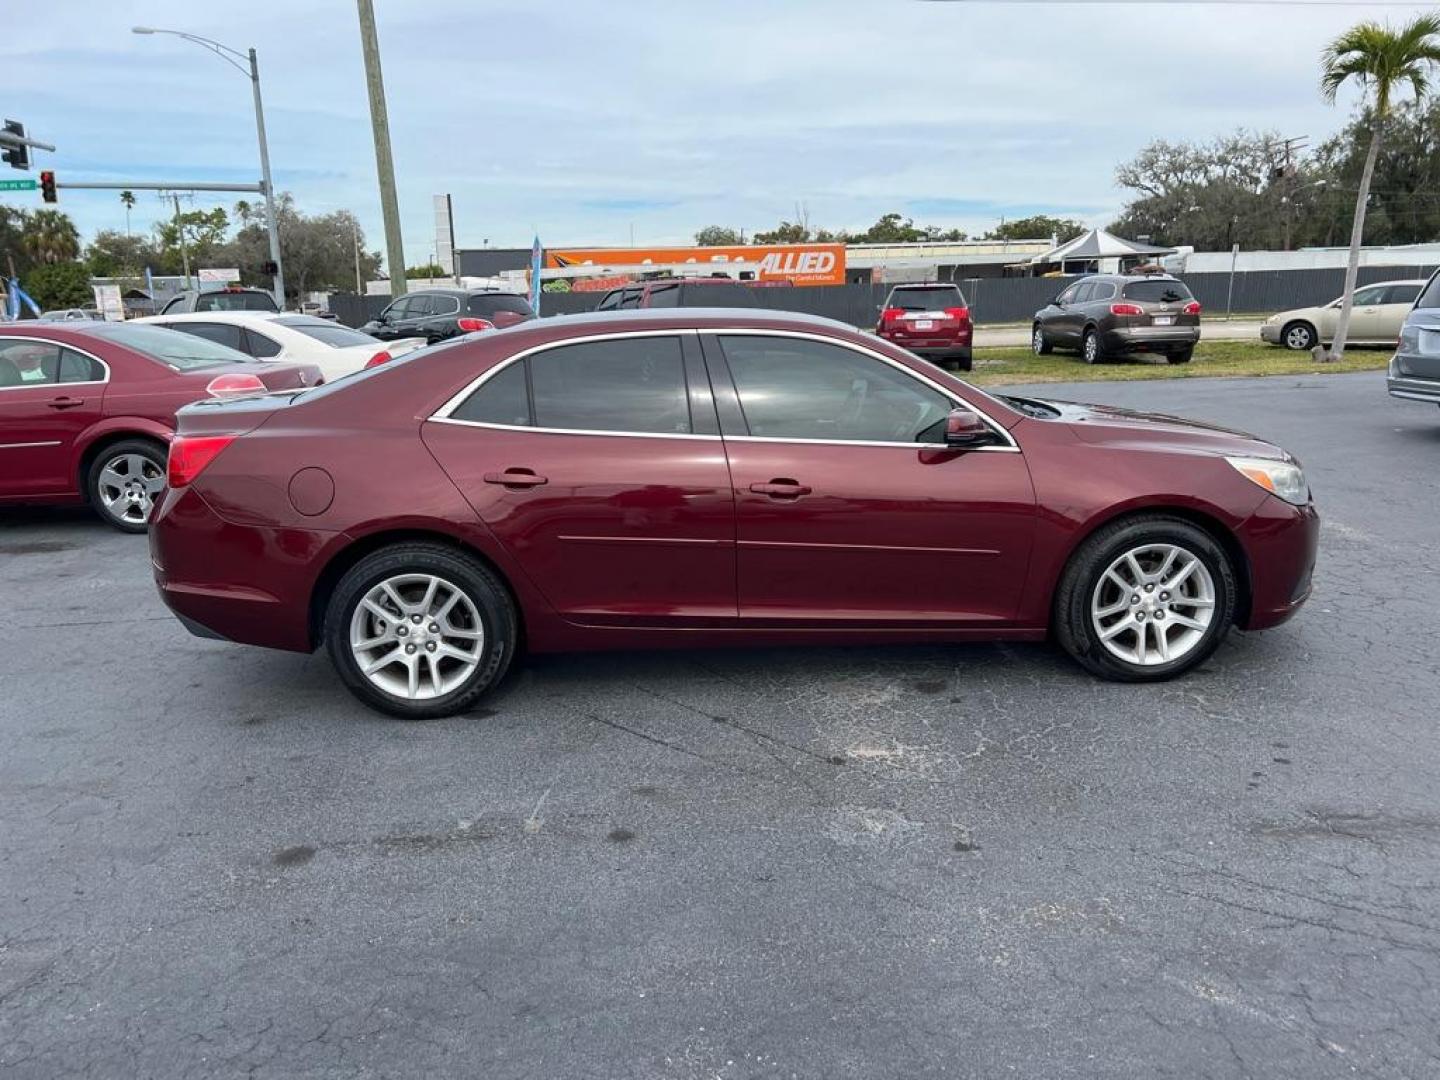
[1260, 279, 1427, 351]
[134, 312, 427, 382]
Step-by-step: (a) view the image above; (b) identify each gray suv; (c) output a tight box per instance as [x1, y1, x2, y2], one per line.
[1388, 269, 1440, 409]
[1033, 274, 1201, 364]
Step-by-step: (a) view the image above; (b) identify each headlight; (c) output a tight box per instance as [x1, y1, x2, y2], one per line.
[1226, 456, 1309, 505]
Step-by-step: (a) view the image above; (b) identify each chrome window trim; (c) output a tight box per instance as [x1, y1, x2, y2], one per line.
[714, 329, 1020, 453]
[428, 417, 720, 441]
[432, 296, 461, 316]
[0, 335, 112, 392]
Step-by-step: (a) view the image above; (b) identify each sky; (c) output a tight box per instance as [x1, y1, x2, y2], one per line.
[2, 0, 1435, 269]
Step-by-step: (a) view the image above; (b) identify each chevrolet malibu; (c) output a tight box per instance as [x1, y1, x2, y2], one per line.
[149, 310, 1318, 719]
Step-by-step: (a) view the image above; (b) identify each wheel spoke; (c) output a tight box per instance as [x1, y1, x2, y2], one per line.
[405, 654, 420, 698]
[362, 597, 398, 623]
[1125, 552, 1147, 583]
[1154, 623, 1171, 662]
[99, 465, 125, 490]
[381, 581, 410, 616]
[1099, 618, 1134, 642]
[419, 577, 440, 615]
[424, 653, 444, 694]
[1155, 548, 1179, 581]
[1166, 558, 1199, 590]
[363, 645, 403, 675]
[1105, 569, 1132, 593]
[1169, 612, 1207, 631]
[1095, 598, 1129, 618]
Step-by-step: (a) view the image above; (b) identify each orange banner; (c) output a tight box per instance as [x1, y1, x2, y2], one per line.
[547, 243, 845, 286]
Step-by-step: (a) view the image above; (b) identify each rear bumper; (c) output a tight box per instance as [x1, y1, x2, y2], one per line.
[1101, 326, 1201, 353]
[149, 486, 332, 653]
[1387, 370, 1440, 404]
[1237, 497, 1319, 631]
[878, 329, 972, 357]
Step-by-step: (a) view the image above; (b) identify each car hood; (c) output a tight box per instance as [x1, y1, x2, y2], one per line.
[1023, 397, 1289, 461]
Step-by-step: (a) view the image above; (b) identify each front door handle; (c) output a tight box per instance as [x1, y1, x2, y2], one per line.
[750, 478, 812, 499]
[48, 396, 85, 410]
[484, 468, 548, 488]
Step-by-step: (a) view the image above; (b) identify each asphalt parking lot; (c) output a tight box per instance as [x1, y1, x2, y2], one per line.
[3, 370, 1438, 1079]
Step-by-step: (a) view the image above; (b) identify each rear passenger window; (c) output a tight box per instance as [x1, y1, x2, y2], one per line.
[246, 330, 283, 358]
[1090, 282, 1116, 301]
[58, 349, 104, 382]
[1385, 284, 1422, 305]
[645, 284, 680, 308]
[175, 322, 246, 352]
[1417, 274, 1440, 310]
[1073, 283, 1095, 303]
[451, 362, 530, 426]
[531, 337, 690, 433]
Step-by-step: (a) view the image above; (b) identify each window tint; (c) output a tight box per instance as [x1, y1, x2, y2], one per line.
[274, 317, 379, 348]
[719, 336, 953, 444]
[1090, 281, 1117, 301]
[1122, 279, 1193, 302]
[1384, 283, 1423, 305]
[0, 339, 61, 387]
[530, 337, 690, 434]
[385, 297, 413, 320]
[1417, 272, 1440, 310]
[1056, 284, 1079, 304]
[174, 322, 247, 352]
[467, 294, 532, 318]
[193, 290, 278, 313]
[452, 361, 530, 426]
[1073, 283, 1095, 303]
[618, 288, 642, 309]
[85, 323, 254, 370]
[245, 329, 283, 358]
[1351, 285, 1388, 306]
[595, 290, 621, 311]
[58, 349, 104, 382]
[429, 295, 462, 316]
[889, 285, 966, 310]
[677, 282, 756, 307]
[645, 283, 681, 308]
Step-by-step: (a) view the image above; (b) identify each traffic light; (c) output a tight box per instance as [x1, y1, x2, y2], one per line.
[39, 170, 56, 203]
[1, 120, 28, 170]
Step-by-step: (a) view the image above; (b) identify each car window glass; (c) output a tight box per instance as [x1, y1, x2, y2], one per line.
[1384, 284, 1423, 305]
[530, 336, 690, 434]
[1122, 280, 1194, 302]
[174, 322, 246, 352]
[719, 336, 953, 444]
[1352, 285, 1387, 306]
[386, 297, 413, 320]
[467, 295, 531, 317]
[274, 317, 378, 348]
[1073, 283, 1095, 303]
[891, 286, 965, 311]
[58, 348, 104, 383]
[1417, 273, 1440, 310]
[596, 291, 620, 311]
[85, 323, 255, 370]
[645, 284, 680, 308]
[245, 329, 283, 358]
[451, 361, 531, 426]
[0, 339, 62, 386]
[1056, 285, 1078, 304]
[619, 288, 642, 309]
[429, 295, 461, 316]
[194, 291, 277, 312]
[1090, 282, 1116, 301]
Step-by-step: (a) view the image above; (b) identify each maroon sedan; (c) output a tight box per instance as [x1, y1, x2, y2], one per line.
[0, 322, 321, 531]
[150, 309, 1317, 719]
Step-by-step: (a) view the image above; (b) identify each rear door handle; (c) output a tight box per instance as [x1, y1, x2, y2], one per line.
[484, 469, 548, 488]
[750, 479, 812, 499]
[48, 396, 85, 410]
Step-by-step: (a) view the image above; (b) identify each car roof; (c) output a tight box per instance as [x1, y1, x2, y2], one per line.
[139, 311, 283, 325]
[501, 307, 858, 337]
[405, 287, 527, 298]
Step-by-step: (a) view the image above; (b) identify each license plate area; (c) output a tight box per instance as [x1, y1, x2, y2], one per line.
[913, 319, 934, 330]
[1153, 315, 1174, 326]
[1421, 329, 1440, 355]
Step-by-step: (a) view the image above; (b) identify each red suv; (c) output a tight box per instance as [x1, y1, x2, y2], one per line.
[0, 322, 320, 531]
[150, 309, 1317, 720]
[876, 283, 973, 370]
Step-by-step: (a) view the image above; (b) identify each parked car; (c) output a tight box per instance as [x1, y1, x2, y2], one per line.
[1388, 269, 1440, 408]
[158, 287, 280, 315]
[150, 309, 1317, 720]
[874, 283, 973, 371]
[1262, 279, 1427, 351]
[136, 312, 425, 382]
[1033, 274, 1202, 364]
[0, 322, 321, 532]
[299, 301, 339, 321]
[38, 308, 102, 322]
[595, 278, 759, 310]
[361, 289, 534, 345]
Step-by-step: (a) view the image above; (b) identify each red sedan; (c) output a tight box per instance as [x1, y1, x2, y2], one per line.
[0, 322, 321, 531]
[150, 310, 1317, 719]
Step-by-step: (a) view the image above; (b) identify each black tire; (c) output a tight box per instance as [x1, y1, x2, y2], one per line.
[1082, 327, 1102, 365]
[86, 438, 166, 533]
[952, 352, 973, 372]
[325, 543, 517, 719]
[1169, 346, 1194, 364]
[1280, 321, 1317, 352]
[1053, 514, 1237, 683]
[1032, 324, 1053, 355]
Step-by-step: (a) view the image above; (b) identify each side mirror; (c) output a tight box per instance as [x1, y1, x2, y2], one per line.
[944, 407, 992, 447]
[1053, 296, 1066, 307]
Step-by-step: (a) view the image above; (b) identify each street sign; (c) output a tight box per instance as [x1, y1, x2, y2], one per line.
[0, 178, 37, 191]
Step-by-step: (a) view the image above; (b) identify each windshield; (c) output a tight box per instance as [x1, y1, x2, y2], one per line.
[194, 291, 279, 313]
[467, 294, 533, 317]
[1121, 280, 1193, 303]
[85, 322, 256, 370]
[274, 316, 380, 348]
[889, 286, 966, 310]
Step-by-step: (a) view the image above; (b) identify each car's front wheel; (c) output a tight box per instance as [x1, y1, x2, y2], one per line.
[1032, 325, 1053, 355]
[87, 439, 166, 533]
[1281, 321, 1317, 351]
[1054, 515, 1237, 682]
[325, 543, 517, 719]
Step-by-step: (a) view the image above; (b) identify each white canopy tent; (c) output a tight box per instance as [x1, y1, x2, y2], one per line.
[1030, 229, 1175, 275]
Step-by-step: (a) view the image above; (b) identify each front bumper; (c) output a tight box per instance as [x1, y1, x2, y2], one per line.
[1260, 323, 1281, 344]
[1238, 497, 1319, 631]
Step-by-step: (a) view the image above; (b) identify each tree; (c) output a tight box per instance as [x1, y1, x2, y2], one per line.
[1320, 13, 1440, 361]
[21, 209, 81, 265]
[119, 190, 136, 236]
[25, 261, 93, 310]
[0, 205, 35, 278]
[752, 220, 813, 244]
[694, 225, 742, 246]
[86, 230, 162, 278]
[406, 262, 448, 279]
[156, 206, 230, 269]
[216, 196, 379, 297]
[985, 215, 1085, 244]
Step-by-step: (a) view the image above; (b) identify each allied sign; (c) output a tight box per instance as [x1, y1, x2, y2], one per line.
[0, 178, 37, 191]
[548, 243, 846, 286]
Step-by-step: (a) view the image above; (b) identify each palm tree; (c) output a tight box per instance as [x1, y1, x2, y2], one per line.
[21, 209, 81, 264]
[1320, 13, 1440, 361]
[119, 190, 136, 236]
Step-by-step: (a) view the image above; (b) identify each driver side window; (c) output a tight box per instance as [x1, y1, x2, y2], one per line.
[718, 336, 953, 444]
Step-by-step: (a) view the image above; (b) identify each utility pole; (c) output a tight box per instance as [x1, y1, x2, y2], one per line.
[356, 0, 406, 298]
[352, 220, 363, 294]
[172, 195, 193, 289]
[1272, 135, 1308, 252]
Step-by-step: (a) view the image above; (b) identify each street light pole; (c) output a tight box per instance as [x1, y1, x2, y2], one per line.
[132, 27, 287, 308]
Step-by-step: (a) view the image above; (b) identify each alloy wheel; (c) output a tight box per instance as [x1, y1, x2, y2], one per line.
[1090, 543, 1215, 666]
[349, 573, 485, 701]
[1083, 332, 1098, 364]
[97, 453, 164, 526]
[1284, 325, 1314, 350]
[1032, 327, 1045, 355]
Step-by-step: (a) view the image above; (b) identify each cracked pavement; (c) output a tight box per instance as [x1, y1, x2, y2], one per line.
[2, 370, 1438, 1078]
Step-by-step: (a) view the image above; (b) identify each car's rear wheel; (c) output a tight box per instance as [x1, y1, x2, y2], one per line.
[952, 352, 973, 372]
[1054, 515, 1237, 682]
[1169, 346, 1194, 364]
[325, 543, 516, 719]
[1082, 327, 1101, 364]
[87, 439, 166, 533]
[1281, 321, 1317, 351]
[1032, 324, 1053, 355]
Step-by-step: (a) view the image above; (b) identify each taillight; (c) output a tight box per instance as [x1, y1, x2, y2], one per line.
[1184, 301, 1202, 315]
[205, 372, 267, 398]
[944, 306, 970, 322]
[167, 434, 237, 488]
[879, 307, 904, 323]
[1110, 303, 1145, 317]
[364, 350, 393, 369]
[455, 317, 495, 333]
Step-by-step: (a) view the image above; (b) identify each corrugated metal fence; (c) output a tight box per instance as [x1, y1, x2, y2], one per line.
[328, 264, 1437, 330]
